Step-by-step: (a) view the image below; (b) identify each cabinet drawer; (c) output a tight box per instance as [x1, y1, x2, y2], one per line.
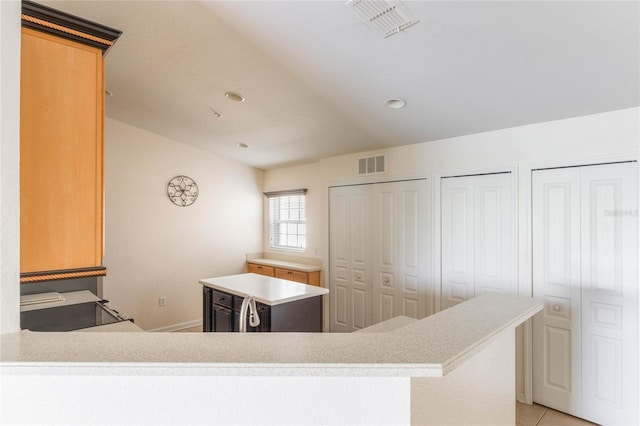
[212, 290, 233, 309]
[275, 268, 309, 284]
[248, 263, 275, 277]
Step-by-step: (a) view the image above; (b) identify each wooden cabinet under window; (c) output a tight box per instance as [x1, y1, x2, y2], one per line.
[247, 261, 320, 286]
[274, 268, 313, 284]
[19, 1, 121, 283]
[247, 263, 275, 277]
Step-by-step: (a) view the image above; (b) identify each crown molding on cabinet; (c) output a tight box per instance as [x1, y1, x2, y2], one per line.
[21, 0, 122, 55]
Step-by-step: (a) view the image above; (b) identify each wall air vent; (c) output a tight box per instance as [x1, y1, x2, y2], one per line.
[358, 155, 386, 175]
[346, 0, 420, 38]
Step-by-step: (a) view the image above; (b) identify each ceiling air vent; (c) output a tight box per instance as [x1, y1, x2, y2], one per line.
[358, 155, 386, 175]
[347, 0, 420, 38]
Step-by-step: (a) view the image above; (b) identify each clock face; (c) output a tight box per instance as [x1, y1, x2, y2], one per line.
[167, 175, 198, 207]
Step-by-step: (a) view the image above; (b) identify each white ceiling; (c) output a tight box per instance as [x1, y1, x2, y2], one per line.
[42, 1, 639, 170]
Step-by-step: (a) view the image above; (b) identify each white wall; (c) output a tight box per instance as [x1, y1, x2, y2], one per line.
[0, 0, 21, 335]
[264, 107, 639, 401]
[104, 118, 263, 331]
[2, 374, 410, 425]
[265, 107, 640, 289]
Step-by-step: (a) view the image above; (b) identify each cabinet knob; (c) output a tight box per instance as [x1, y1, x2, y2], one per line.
[384, 277, 390, 284]
[288, 271, 293, 275]
[356, 274, 362, 280]
[553, 305, 561, 312]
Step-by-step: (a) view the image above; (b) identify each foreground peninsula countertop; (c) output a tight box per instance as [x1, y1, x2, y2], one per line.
[1, 293, 541, 377]
[199, 273, 328, 306]
[1, 293, 543, 425]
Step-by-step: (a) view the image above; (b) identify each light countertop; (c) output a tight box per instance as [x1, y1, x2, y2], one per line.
[74, 321, 144, 333]
[1, 293, 542, 378]
[355, 316, 417, 333]
[247, 258, 321, 273]
[199, 273, 328, 306]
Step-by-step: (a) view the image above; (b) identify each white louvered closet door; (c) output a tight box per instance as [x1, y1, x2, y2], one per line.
[532, 162, 638, 426]
[440, 173, 516, 310]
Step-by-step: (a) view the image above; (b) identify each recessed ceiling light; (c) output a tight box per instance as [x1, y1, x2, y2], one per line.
[225, 92, 245, 103]
[385, 98, 407, 109]
[237, 143, 249, 149]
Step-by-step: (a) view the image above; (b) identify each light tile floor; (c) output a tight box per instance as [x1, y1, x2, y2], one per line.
[516, 402, 597, 426]
[175, 326, 596, 425]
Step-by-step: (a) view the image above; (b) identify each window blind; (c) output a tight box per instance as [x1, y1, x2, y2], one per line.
[265, 189, 307, 250]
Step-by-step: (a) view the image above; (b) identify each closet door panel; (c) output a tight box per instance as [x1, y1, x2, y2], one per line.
[474, 173, 515, 295]
[329, 185, 373, 332]
[329, 187, 351, 332]
[351, 187, 371, 267]
[397, 181, 428, 319]
[580, 163, 638, 425]
[352, 287, 369, 330]
[349, 185, 373, 330]
[441, 173, 514, 310]
[330, 179, 428, 331]
[533, 162, 638, 425]
[372, 184, 398, 323]
[372, 181, 427, 322]
[532, 168, 582, 414]
[441, 177, 475, 309]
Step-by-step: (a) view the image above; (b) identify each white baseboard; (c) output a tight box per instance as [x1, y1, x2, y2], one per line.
[147, 319, 202, 333]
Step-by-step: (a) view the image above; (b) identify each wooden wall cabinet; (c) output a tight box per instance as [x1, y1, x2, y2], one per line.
[247, 262, 320, 286]
[19, 1, 121, 283]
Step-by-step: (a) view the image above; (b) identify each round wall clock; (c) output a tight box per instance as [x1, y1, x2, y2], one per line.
[167, 175, 199, 207]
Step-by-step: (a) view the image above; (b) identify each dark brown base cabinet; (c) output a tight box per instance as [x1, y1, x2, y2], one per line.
[202, 287, 322, 333]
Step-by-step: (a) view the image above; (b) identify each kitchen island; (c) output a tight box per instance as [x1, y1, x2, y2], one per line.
[200, 273, 328, 332]
[1, 293, 542, 425]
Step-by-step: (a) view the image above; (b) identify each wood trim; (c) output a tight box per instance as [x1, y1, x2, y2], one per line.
[20, 267, 107, 283]
[21, 15, 114, 46]
[21, 0, 121, 55]
[95, 50, 105, 267]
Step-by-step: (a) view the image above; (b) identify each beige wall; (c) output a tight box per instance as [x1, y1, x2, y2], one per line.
[104, 118, 263, 331]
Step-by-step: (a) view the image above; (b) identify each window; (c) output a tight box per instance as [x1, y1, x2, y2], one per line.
[265, 189, 307, 250]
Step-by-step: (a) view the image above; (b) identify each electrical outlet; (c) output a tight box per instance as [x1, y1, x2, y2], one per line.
[159, 296, 166, 307]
